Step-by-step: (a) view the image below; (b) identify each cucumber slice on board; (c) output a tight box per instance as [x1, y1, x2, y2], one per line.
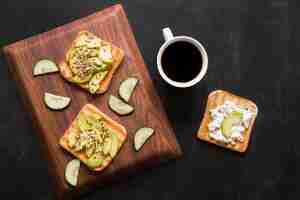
[65, 159, 80, 187]
[44, 92, 71, 110]
[119, 77, 139, 102]
[134, 127, 155, 151]
[108, 95, 134, 115]
[33, 59, 59, 76]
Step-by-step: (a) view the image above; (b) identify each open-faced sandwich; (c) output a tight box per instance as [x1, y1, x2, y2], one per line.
[59, 31, 124, 94]
[59, 104, 127, 171]
[197, 90, 258, 153]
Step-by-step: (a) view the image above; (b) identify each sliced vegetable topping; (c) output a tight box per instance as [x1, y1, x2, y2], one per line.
[87, 153, 104, 169]
[67, 132, 78, 149]
[109, 132, 119, 158]
[103, 137, 112, 155]
[33, 59, 58, 76]
[44, 92, 71, 110]
[67, 112, 122, 169]
[108, 95, 134, 115]
[119, 77, 139, 102]
[88, 71, 108, 94]
[65, 159, 80, 186]
[65, 34, 114, 91]
[221, 111, 243, 138]
[134, 127, 155, 151]
[70, 73, 93, 84]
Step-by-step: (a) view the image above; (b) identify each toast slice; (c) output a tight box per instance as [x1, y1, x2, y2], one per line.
[59, 104, 127, 171]
[196, 90, 258, 153]
[59, 31, 124, 94]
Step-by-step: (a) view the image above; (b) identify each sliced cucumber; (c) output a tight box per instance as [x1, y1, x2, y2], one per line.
[33, 59, 59, 76]
[86, 153, 104, 169]
[65, 159, 80, 187]
[108, 95, 134, 115]
[44, 92, 71, 110]
[134, 127, 154, 151]
[78, 114, 104, 134]
[221, 111, 243, 138]
[119, 77, 139, 102]
[109, 132, 119, 158]
[88, 71, 108, 94]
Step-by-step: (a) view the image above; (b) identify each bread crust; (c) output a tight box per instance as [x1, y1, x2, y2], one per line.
[59, 31, 124, 94]
[196, 90, 258, 153]
[59, 104, 127, 171]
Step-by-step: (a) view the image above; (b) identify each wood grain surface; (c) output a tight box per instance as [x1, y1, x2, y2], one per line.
[2, 4, 182, 199]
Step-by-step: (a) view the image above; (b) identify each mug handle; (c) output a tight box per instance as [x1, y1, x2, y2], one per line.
[162, 27, 174, 41]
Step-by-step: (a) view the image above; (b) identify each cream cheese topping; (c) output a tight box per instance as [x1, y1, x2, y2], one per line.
[208, 100, 253, 145]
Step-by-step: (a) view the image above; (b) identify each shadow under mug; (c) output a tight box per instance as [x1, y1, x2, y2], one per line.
[157, 27, 208, 88]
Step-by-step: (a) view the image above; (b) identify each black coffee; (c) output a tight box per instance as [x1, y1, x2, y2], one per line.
[161, 41, 202, 82]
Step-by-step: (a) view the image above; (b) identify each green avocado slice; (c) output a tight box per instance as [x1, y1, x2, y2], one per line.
[86, 153, 104, 169]
[70, 73, 93, 84]
[110, 132, 119, 158]
[77, 114, 92, 132]
[88, 71, 108, 94]
[221, 111, 243, 138]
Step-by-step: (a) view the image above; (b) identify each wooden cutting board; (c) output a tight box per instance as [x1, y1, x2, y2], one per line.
[2, 4, 182, 199]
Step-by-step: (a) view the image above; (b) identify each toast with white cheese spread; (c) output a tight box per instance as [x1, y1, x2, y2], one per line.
[196, 90, 258, 153]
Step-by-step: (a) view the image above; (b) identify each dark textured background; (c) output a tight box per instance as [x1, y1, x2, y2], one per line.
[0, 0, 296, 199]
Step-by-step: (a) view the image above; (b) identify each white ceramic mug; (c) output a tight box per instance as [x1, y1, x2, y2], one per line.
[157, 27, 208, 88]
